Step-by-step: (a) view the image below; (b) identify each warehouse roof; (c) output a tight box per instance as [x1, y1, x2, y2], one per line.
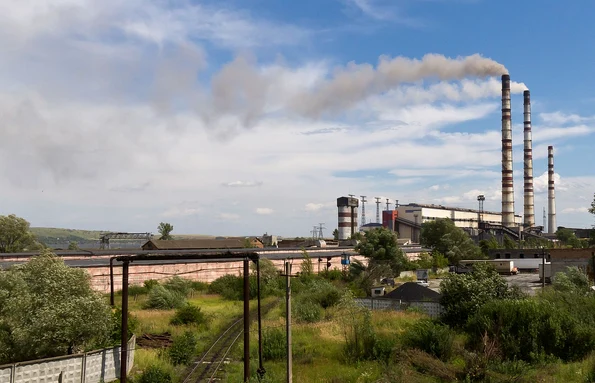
[384, 282, 441, 302]
[401, 203, 522, 218]
[142, 239, 245, 250]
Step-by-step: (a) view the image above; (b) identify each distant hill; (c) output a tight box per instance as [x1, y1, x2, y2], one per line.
[31, 227, 105, 243]
[30, 227, 217, 249]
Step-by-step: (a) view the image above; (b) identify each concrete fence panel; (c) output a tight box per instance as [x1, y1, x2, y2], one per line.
[354, 298, 443, 318]
[15, 355, 83, 383]
[0, 366, 12, 383]
[0, 336, 135, 383]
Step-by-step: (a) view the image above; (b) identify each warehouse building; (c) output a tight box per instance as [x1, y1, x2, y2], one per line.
[392, 203, 522, 243]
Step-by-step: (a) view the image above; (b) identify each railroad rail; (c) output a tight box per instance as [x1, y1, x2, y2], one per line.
[183, 299, 279, 383]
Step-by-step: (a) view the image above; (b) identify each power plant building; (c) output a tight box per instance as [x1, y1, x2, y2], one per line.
[392, 203, 522, 243]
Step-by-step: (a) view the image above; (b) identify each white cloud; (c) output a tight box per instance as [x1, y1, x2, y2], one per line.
[304, 203, 325, 212]
[218, 213, 240, 221]
[533, 171, 564, 193]
[562, 207, 589, 214]
[539, 112, 595, 126]
[162, 207, 201, 218]
[256, 208, 274, 215]
[428, 185, 441, 191]
[222, 181, 264, 188]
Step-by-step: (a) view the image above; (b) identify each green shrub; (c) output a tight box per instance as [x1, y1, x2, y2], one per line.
[263, 327, 286, 361]
[163, 276, 193, 296]
[320, 269, 344, 281]
[468, 298, 595, 362]
[144, 285, 186, 310]
[293, 298, 322, 323]
[402, 319, 455, 361]
[309, 279, 342, 309]
[190, 281, 208, 292]
[143, 279, 160, 291]
[170, 304, 207, 326]
[128, 284, 148, 298]
[168, 331, 198, 365]
[209, 275, 243, 300]
[110, 308, 140, 343]
[137, 365, 172, 383]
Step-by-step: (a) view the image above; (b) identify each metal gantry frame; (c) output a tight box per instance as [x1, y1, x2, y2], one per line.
[111, 250, 262, 383]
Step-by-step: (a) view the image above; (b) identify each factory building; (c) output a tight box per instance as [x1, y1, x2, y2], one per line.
[392, 203, 522, 243]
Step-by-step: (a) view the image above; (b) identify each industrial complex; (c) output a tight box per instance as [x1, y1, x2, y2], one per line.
[337, 75, 559, 243]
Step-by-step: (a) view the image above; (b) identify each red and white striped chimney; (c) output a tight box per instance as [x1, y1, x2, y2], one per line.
[548, 146, 556, 234]
[501, 74, 515, 227]
[523, 90, 535, 228]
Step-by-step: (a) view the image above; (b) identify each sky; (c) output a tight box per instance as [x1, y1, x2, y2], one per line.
[0, 0, 594, 237]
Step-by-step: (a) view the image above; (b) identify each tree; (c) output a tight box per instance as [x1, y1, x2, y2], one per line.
[503, 235, 517, 249]
[158, 222, 174, 240]
[552, 266, 590, 295]
[242, 238, 256, 248]
[439, 262, 524, 327]
[355, 227, 408, 276]
[479, 237, 499, 256]
[68, 241, 80, 250]
[589, 193, 595, 216]
[332, 229, 339, 241]
[556, 228, 583, 248]
[0, 250, 112, 363]
[420, 219, 482, 264]
[0, 214, 36, 253]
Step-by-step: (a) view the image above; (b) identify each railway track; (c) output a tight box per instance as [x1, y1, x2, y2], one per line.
[183, 299, 278, 383]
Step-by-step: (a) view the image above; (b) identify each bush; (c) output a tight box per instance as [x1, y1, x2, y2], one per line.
[309, 279, 341, 309]
[128, 284, 148, 298]
[467, 298, 595, 362]
[320, 269, 344, 281]
[144, 279, 160, 291]
[144, 285, 186, 310]
[293, 298, 322, 323]
[168, 331, 198, 365]
[110, 308, 140, 343]
[190, 281, 208, 292]
[170, 304, 207, 326]
[263, 327, 286, 361]
[402, 319, 455, 361]
[163, 276, 193, 296]
[137, 365, 172, 383]
[209, 275, 243, 300]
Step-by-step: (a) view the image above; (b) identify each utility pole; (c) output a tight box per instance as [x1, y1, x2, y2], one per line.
[120, 261, 130, 383]
[243, 258, 250, 382]
[284, 261, 293, 383]
[385, 198, 391, 211]
[375, 197, 381, 223]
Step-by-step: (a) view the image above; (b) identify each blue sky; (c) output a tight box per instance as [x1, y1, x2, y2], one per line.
[0, 0, 593, 236]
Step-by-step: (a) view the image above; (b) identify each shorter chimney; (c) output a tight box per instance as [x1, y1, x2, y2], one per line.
[547, 146, 556, 234]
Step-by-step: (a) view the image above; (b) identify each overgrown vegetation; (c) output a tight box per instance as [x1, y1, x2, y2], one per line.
[170, 304, 207, 326]
[0, 251, 112, 363]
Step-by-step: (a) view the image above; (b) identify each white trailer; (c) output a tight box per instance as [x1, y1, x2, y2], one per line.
[509, 258, 543, 271]
[459, 260, 518, 275]
[539, 263, 551, 283]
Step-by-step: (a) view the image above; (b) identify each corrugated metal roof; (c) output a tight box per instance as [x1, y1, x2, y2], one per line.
[142, 239, 245, 250]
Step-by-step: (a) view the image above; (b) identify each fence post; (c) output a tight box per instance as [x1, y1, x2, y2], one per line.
[371, 298, 374, 310]
[81, 353, 87, 383]
[10, 364, 15, 383]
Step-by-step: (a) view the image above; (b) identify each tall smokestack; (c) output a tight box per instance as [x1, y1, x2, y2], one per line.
[501, 74, 515, 227]
[548, 146, 556, 234]
[523, 90, 535, 228]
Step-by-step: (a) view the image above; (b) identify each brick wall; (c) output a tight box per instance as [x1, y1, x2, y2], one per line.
[550, 248, 595, 276]
[90, 256, 369, 293]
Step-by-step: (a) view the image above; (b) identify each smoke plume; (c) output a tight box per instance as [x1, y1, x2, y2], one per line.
[289, 53, 508, 117]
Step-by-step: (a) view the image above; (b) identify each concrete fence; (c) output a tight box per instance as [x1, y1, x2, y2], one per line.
[0, 336, 135, 383]
[355, 298, 443, 318]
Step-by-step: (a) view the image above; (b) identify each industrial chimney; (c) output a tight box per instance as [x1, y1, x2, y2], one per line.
[523, 90, 535, 228]
[337, 196, 359, 240]
[501, 74, 515, 227]
[548, 146, 557, 234]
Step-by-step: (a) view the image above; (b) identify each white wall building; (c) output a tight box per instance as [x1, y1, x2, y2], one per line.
[394, 203, 522, 242]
